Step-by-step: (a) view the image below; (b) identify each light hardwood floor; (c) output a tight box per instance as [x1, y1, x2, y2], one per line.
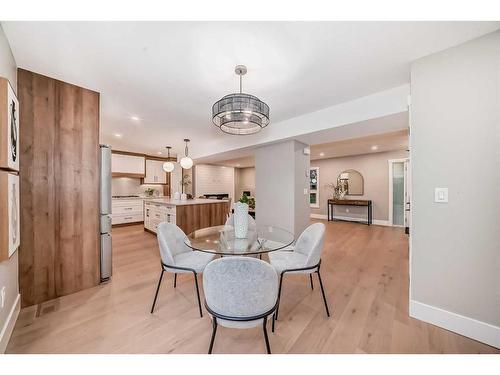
[6, 221, 498, 354]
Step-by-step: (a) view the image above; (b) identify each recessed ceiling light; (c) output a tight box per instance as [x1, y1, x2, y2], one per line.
[114, 133, 122, 138]
[236, 164, 241, 167]
[130, 115, 140, 121]
[319, 152, 325, 157]
[371, 145, 378, 151]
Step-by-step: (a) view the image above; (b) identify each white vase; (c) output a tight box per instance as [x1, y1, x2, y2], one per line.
[181, 193, 187, 200]
[173, 192, 180, 200]
[233, 202, 249, 239]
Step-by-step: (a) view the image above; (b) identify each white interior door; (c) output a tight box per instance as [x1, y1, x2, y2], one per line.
[388, 158, 409, 227]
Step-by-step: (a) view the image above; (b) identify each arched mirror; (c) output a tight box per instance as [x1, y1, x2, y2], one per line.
[337, 169, 364, 196]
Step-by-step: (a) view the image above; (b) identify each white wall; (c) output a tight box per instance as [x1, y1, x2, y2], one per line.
[194, 164, 235, 199]
[311, 150, 408, 222]
[410, 31, 500, 347]
[255, 140, 310, 236]
[0, 24, 19, 352]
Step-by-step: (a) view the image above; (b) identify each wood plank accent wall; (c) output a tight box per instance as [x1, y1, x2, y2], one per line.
[17, 69, 100, 307]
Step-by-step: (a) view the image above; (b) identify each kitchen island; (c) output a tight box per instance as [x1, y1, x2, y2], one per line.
[144, 198, 230, 235]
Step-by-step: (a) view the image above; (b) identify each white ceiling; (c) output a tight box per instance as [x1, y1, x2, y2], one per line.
[3, 21, 499, 157]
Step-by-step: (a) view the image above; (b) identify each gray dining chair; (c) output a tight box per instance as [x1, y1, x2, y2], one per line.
[150, 222, 215, 317]
[203, 256, 279, 354]
[268, 222, 330, 330]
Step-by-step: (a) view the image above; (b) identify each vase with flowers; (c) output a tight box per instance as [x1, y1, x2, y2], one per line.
[326, 182, 346, 200]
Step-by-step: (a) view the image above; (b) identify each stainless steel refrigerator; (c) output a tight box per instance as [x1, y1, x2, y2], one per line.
[100, 144, 112, 282]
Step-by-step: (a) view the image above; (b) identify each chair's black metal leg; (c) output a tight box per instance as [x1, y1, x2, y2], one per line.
[259, 254, 262, 260]
[272, 312, 276, 333]
[309, 274, 314, 290]
[208, 317, 218, 354]
[263, 316, 271, 354]
[150, 269, 164, 313]
[193, 272, 203, 318]
[275, 273, 284, 320]
[173, 273, 177, 288]
[317, 270, 330, 317]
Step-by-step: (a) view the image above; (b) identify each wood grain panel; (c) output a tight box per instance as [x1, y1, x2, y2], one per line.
[175, 202, 228, 234]
[17, 69, 100, 307]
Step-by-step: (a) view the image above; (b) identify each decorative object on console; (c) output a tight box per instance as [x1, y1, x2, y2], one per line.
[173, 191, 181, 200]
[234, 196, 250, 239]
[212, 65, 270, 135]
[162, 146, 175, 172]
[326, 181, 346, 200]
[180, 139, 193, 169]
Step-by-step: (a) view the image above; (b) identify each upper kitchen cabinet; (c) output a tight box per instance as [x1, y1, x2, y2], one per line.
[111, 152, 146, 178]
[144, 159, 167, 184]
[0, 77, 20, 171]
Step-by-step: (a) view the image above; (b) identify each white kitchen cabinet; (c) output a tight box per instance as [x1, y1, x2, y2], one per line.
[144, 202, 176, 233]
[144, 159, 167, 184]
[112, 153, 145, 176]
[112, 198, 144, 225]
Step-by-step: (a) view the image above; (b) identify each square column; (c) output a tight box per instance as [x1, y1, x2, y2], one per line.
[255, 140, 310, 236]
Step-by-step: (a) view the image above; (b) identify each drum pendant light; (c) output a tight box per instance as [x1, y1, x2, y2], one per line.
[212, 65, 270, 135]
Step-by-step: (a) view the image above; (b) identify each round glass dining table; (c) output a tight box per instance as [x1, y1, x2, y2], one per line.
[184, 225, 295, 256]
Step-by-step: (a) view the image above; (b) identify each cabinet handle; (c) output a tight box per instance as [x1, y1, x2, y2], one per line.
[124, 207, 133, 210]
[125, 217, 133, 220]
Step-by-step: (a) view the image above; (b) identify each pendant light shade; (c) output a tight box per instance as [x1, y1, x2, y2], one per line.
[180, 139, 193, 169]
[212, 65, 270, 135]
[162, 146, 175, 172]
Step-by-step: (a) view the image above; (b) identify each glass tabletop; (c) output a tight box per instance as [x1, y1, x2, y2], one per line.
[184, 225, 295, 256]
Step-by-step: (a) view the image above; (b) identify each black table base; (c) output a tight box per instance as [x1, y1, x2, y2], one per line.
[327, 200, 372, 226]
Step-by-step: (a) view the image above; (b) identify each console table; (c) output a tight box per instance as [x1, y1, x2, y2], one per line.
[327, 199, 372, 225]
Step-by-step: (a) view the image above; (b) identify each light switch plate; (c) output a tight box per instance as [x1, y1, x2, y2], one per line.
[434, 188, 448, 203]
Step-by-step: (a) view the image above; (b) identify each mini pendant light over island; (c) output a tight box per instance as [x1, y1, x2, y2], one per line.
[212, 65, 270, 135]
[162, 146, 175, 172]
[180, 138, 193, 169]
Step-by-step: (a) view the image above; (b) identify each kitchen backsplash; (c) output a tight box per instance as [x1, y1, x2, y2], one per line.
[112, 177, 163, 197]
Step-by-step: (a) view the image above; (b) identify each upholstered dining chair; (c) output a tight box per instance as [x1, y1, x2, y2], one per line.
[203, 256, 279, 354]
[224, 213, 257, 230]
[268, 222, 330, 331]
[150, 222, 215, 317]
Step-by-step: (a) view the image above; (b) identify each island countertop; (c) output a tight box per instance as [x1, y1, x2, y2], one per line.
[146, 198, 229, 206]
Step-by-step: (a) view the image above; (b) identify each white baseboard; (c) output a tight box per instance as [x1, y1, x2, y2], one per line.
[410, 299, 500, 349]
[310, 214, 328, 220]
[310, 213, 390, 227]
[0, 293, 20, 353]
